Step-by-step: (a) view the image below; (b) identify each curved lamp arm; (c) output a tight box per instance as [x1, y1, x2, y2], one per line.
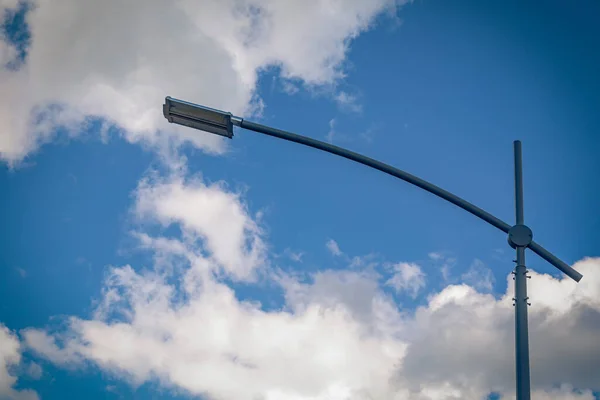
[241, 120, 511, 233]
[239, 120, 582, 282]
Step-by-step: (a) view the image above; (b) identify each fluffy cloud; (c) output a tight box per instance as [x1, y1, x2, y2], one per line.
[427, 252, 457, 282]
[0, 30, 17, 65]
[385, 262, 426, 298]
[24, 363, 41, 380]
[0, 0, 407, 165]
[24, 267, 407, 400]
[0, 324, 38, 400]
[133, 173, 267, 281]
[400, 257, 600, 396]
[460, 259, 494, 292]
[19, 174, 600, 400]
[281, 269, 405, 336]
[325, 118, 337, 143]
[0, 0, 20, 10]
[334, 91, 362, 113]
[326, 238, 343, 256]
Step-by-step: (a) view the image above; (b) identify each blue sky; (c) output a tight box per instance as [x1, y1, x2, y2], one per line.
[1, 1, 599, 399]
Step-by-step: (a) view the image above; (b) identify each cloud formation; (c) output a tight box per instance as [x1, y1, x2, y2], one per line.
[0, 324, 38, 400]
[134, 173, 267, 281]
[460, 259, 495, 292]
[0, 0, 406, 165]
[326, 238, 343, 256]
[401, 259, 600, 397]
[385, 262, 426, 298]
[20, 173, 600, 400]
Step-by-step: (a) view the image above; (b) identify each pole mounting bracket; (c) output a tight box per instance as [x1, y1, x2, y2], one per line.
[508, 224, 533, 249]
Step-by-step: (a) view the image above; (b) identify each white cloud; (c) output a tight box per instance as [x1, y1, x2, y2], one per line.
[359, 125, 376, 143]
[281, 269, 404, 335]
[25, 362, 42, 380]
[0, 0, 20, 10]
[326, 238, 342, 256]
[428, 252, 456, 282]
[525, 385, 596, 400]
[401, 257, 600, 395]
[334, 91, 362, 113]
[325, 118, 336, 143]
[283, 248, 304, 263]
[21, 328, 82, 366]
[24, 254, 600, 400]
[348, 253, 380, 270]
[0, 0, 408, 165]
[18, 174, 600, 399]
[0, 30, 18, 66]
[323, 117, 352, 144]
[133, 172, 267, 281]
[0, 324, 39, 400]
[25, 266, 407, 400]
[289, 253, 303, 262]
[280, 80, 300, 95]
[460, 259, 495, 292]
[386, 262, 426, 298]
[440, 264, 451, 282]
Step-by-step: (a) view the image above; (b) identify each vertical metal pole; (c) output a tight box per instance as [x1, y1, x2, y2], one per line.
[514, 141, 524, 226]
[513, 140, 531, 400]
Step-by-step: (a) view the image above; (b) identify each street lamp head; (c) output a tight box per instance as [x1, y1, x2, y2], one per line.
[163, 96, 234, 138]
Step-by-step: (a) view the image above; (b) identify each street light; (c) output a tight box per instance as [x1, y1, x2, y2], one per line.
[162, 96, 583, 400]
[163, 96, 234, 138]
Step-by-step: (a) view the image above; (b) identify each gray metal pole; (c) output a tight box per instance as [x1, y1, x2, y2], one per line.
[513, 140, 531, 400]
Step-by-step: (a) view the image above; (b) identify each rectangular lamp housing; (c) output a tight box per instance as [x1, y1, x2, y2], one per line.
[163, 97, 234, 138]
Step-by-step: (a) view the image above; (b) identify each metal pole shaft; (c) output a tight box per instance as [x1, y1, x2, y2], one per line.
[514, 141, 524, 226]
[513, 140, 531, 400]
